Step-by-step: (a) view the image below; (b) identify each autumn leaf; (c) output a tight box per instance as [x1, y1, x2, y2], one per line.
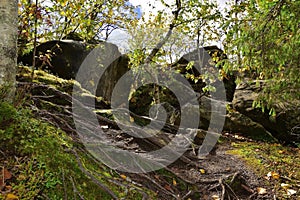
[267, 171, 280, 179]
[130, 116, 134, 122]
[211, 194, 220, 200]
[172, 179, 177, 186]
[1, 167, 12, 187]
[5, 193, 19, 200]
[3, 168, 12, 180]
[164, 184, 172, 191]
[278, 150, 284, 154]
[120, 174, 127, 180]
[257, 187, 267, 194]
[286, 189, 297, 196]
[280, 183, 290, 189]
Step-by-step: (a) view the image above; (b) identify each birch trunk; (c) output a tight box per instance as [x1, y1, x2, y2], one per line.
[0, 0, 18, 101]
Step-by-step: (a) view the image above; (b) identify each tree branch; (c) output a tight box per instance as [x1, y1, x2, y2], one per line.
[144, 0, 182, 63]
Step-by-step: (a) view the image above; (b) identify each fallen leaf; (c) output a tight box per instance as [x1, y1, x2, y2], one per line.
[271, 172, 280, 179]
[199, 169, 206, 174]
[172, 179, 177, 186]
[225, 167, 231, 172]
[130, 97, 136, 103]
[164, 184, 172, 191]
[18, 174, 26, 180]
[0, 168, 12, 187]
[120, 174, 127, 180]
[89, 80, 95, 87]
[278, 150, 284, 154]
[280, 183, 290, 189]
[5, 193, 19, 200]
[267, 171, 280, 179]
[257, 187, 267, 194]
[287, 189, 297, 196]
[130, 116, 134, 122]
[211, 194, 220, 200]
[3, 168, 12, 180]
[234, 135, 240, 139]
[5, 185, 12, 190]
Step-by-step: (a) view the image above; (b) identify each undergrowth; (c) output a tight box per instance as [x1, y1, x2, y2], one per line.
[229, 141, 300, 199]
[0, 100, 154, 199]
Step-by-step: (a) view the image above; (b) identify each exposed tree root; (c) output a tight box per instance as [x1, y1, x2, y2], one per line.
[16, 81, 272, 199]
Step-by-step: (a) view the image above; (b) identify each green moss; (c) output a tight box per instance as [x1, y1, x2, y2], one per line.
[0, 101, 156, 199]
[17, 66, 109, 107]
[228, 141, 300, 197]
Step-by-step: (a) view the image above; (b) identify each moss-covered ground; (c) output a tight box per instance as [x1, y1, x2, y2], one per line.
[228, 140, 300, 199]
[0, 101, 155, 199]
[0, 66, 299, 199]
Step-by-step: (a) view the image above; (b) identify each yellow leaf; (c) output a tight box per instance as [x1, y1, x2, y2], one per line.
[271, 172, 280, 179]
[172, 179, 177, 186]
[211, 194, 220, 200]
[89, 80, 95, 87]
[130, 116, 134, 122]
[257, 187, 267, 194]
[281, 183, 290, 189]
[267, 171, 280, 179]
[199, 169, 205, 174]
[5, 194, 19, 200]
[183, 26, 190, 31]
[120, 174, 127, 180]
[278, 150, 284, 154]
[18, 174, 26, 180]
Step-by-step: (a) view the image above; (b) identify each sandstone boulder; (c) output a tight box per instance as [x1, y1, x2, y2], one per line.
[232, 81, 300, 143]
[18, 40, 130, 102]
[173, 46, 236, 102]
[18, 40, 91, 79]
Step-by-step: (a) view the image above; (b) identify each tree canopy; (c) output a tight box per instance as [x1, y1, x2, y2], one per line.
[16, 0, 300, 110]
[18, 0, 137, 54]
[223, 0, 300, 109]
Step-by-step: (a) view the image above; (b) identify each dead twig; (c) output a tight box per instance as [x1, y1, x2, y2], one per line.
[70, 149, 118, 199]
[219, 178, 226, 200]
[69, 176, 85, 200]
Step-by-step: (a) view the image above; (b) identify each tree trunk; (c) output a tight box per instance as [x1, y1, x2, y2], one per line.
[0, 0, 18, 101]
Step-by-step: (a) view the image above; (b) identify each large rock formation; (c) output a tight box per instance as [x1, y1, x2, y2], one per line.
[18, 40, 91, 79]
[232, 81, 300, 143]
[18, 40, 130, 102]
[18, 41, 299, 143]
[173, 46, 236, 102]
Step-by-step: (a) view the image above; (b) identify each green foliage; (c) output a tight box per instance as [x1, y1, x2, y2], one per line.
[229, 141, 300, 199]
[223, 0, 300, 106]
[18, 0, 137, 55]
[125, 0, 225, 109]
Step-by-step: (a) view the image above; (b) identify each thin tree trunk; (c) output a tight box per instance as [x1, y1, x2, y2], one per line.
[0, 0, 18, 101]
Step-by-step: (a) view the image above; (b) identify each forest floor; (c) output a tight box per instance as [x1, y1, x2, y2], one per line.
[104, 128, 300, 199]
[0, 66, 299, 199]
